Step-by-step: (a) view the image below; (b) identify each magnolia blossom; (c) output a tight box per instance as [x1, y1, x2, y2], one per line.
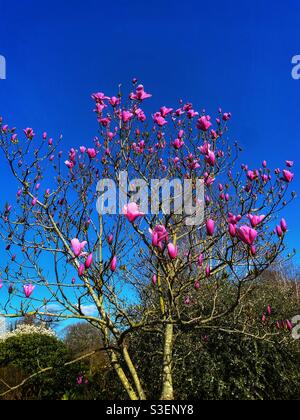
[167, 243, 178, 260]
[121, 110, 134, 123]
[65, 160, 74, 169]
[85, 253, 93, 269]
[130, 84, 152, 101]
[228, 213, 242, 225]
[236, 226, 258, 246]
[23, 284, 35, 298]
[150, 225, 169, 249]
[123, 202, 144, 223]
[87, 148, 97, 159]
[281, 219, 288, 232]
[198, 254, 203, 267]
[206, 219, 215, 236]
[78, 264, 85, 277]
[247, 214, 265, 227]
[23, 127, 35, 140]
[107, 234, 114, 245]
[153, 112, 167, 127]
[282, 170, 294, 183]
[111, 256, 117, 272]
[205, 150, 216, 166]
[276, 225, 283, 238]
[229, 223, 236, 237]
[160, 106, 173, 118]
[152, 275, 157, 286]
[71, 238, 87, 257]
[197, 115, 212, 131]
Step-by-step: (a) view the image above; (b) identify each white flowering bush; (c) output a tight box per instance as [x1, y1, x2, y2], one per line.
[0, 324, 56, 341]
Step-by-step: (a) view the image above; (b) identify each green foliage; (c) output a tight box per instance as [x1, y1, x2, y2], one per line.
[0, 333, 79, 400]
[127, 272, 300, 400]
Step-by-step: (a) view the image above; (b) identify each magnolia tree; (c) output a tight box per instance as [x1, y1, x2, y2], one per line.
[0, 81, 296, 400]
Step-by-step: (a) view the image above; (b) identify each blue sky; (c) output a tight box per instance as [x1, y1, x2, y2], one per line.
[0, 0, 299, 271]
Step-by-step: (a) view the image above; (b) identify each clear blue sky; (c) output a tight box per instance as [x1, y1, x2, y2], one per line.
[0, 0, 299, 264]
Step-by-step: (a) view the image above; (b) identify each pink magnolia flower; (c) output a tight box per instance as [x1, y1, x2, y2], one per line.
[247, 214, 265, 227]
[198, 254, 203, 267]
[206, 219, 215, 236]
[247, 170, 259, 181]
[167, 243, 178, 260]
[286, 161, 294, 168]
[78, 264, 85, 277]
[267, 305, 272, 316]
[204, 175, 215, 187]
[121, 110, 134, 123]
[85, 253, 93, 269]
[206, 266, 211, 277]
[92, 92, 110, 103]
[109, 96, 121, 107]
[197, 116, 212, 131]
[87, 148, 97, 159]
[160, 106, 173, 117]
[229, 223, 236, 237]
[123, 202, 145, 223]
[222, 112, 231, 121]
[135, 108, 146, 122]
[23, 284, 35, 298]
[71, 238, 87, 257]
[280, 218, 287, 232]
[107, 234, 114, 245]
[194, 281, 200, 290]
[23, 128, 35, 140]
[282, 170, 294, 183]
[130, 85, 152, 101]
[228, 213, 242, 225]
[236, 226, 258, 246]
[187, 109, 199, 119]
[276, 225, 283, 238]
[199, 142, 211, 155]
[149, 225, 169, 249]
[153, 112, 167, 127]
[205, 150, 216, 166]
[152, 275, 157, 286]
[111, 256, 117, 272]
[99, 117, 111, 127]
[184, 296, 191, 305]
[65, 160, 74, 169]
[172, 138, 185, 150]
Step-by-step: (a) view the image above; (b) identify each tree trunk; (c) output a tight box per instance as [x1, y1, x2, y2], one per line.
[123, 346, 146, 400]
[161, 323, 174, 400]
[109, 350, 139, 400]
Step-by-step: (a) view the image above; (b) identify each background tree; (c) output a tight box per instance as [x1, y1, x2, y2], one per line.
[0, 325, 79, 400]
